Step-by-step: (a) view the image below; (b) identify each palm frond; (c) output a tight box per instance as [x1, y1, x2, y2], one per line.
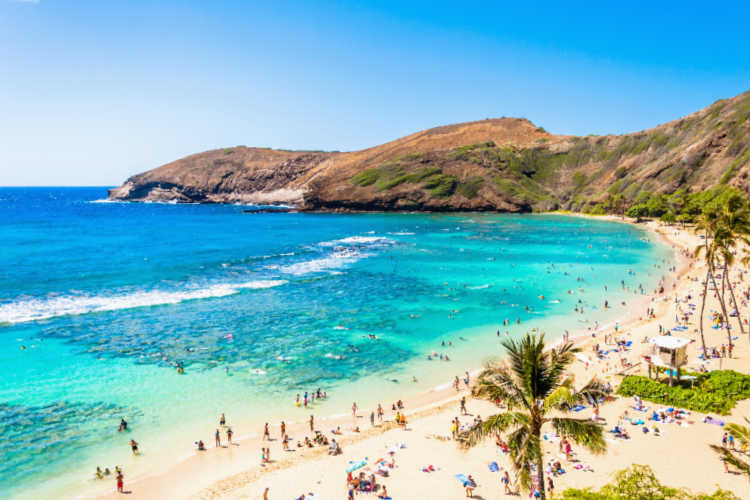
[709, 444, 750, 477]
[551, 417, 606, 454]
[458, 411, 528, 448]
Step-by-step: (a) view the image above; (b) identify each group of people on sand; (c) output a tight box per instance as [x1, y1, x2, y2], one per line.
[95, 463, 125, 493]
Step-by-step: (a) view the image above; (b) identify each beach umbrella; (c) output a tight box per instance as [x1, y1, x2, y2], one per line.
[346, 460, 367, 473]
[455, 473, 471, 486]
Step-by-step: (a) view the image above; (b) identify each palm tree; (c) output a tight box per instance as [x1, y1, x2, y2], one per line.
[710, 418, 750, 479]
[695, 212, 735, 356]
[458, 333, 606, 499]
[714, 194, 750, 338]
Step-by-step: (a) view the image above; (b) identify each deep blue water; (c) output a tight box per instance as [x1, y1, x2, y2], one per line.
[0, 187, 672, 498]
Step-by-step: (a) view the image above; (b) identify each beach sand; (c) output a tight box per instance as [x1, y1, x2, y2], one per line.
[91, 218, 750, 500]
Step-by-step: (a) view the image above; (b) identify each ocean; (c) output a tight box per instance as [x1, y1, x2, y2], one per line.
[0, 187, 673, 499]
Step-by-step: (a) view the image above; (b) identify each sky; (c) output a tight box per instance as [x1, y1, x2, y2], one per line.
[1, 1, 749, 186]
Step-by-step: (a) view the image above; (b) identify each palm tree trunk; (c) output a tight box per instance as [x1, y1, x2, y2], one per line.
[709, 267, 734, 357]
[536, 453, 546, 500]
[724, 261, 747, 337]
[698, 269, 709, 356]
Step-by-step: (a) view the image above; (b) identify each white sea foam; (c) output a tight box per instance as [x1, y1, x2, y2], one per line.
[318, 235, 394, 247]
[279, 248, 365, 276]
[0, 280, 288, 324]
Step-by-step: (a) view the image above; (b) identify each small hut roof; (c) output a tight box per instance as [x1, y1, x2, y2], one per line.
[649, 336, 690, 350]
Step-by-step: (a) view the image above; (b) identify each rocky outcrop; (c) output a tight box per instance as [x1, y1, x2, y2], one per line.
[109, 90, 750, 212]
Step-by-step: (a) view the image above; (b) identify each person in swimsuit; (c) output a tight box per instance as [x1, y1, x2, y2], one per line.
[226, 427, 233, 445]
[263, 487, 269, 500]
[215, 429, 221, 447]
[263, 423, 270, 440]
[129, 440, 138, 455]
[116, 471, 124, 493]
[118, 418, 127, 432]
[220, 413, 226, 426]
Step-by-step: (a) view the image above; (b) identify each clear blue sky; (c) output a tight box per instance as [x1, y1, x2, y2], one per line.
[1, 1, 749, 186]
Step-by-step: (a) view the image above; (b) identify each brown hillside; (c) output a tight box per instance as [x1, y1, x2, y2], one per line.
[109, 90, 750, 212]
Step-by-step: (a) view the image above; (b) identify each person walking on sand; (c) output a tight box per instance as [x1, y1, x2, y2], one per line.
[280, 421, 286, 439]
[460, 396, 467, 415]
[377, 404, 384, 421]
[309, 414, 314, 432]
[352, 402, 358, 417]
[116, 471, 124, 493]
[215, 428, 221, 447]
[226, 427, 233, 445]
[502, 470, 511, 494]
[263, 423, 270, 441]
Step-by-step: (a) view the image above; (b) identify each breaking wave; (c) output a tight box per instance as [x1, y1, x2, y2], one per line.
[0, 280, 288, 324]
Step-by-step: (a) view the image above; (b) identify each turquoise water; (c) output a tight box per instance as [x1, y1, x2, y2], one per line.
[0, 188, 673, 498]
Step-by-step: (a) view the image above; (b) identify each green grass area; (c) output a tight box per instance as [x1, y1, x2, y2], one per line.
[617, 370, 750, 415]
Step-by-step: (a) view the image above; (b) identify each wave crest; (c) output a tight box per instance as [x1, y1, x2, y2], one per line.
[0, 280, 288, 324]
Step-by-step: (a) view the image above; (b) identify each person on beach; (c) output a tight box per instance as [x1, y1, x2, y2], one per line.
[118, 418, 127, 432]
[215, 429, 221, 447]
[377, 404, 384, 421]
[226, 427, 233, 445]
[116, 471, 124, 493]
[263, 487, 269, 500]
[309, 415, 314, 432]
[219, 413, 226, 426]
[460, 396, 467, 415]
[352, 402, 358, 417]
[281, 421, 286, 438]
[465, 474, 477, 497]
[197, 440, 205, 451]
[502, 470, 511, 494]
[129, 439, 139, 455]
[263, 423, 270, 440]
[370, 411, 375, 426]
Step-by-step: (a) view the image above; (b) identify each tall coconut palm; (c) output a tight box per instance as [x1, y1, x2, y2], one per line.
[696, 226, 736, 356]
[458, 333, 606, 499]
[694, 210, 720, 357]
[714, 194, 750, 338]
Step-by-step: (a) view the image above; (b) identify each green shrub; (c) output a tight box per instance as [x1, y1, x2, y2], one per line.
[428, 175, 458, 197]
[561, 464, 739, 499]
[572, 171, 587, 190]
[352, 169, 380, 186]
[456, 176, 484, 198]
[617, 370, 750, 415]
[375, 175, 409, 191]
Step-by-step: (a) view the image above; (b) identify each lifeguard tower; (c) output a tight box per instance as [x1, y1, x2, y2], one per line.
[645, 336, 690, 386]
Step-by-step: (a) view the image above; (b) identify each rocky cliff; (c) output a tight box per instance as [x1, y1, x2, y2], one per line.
[109, 89, 750, 212]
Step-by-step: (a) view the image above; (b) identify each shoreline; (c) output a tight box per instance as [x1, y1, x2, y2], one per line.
[81, 214, 689, 500]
